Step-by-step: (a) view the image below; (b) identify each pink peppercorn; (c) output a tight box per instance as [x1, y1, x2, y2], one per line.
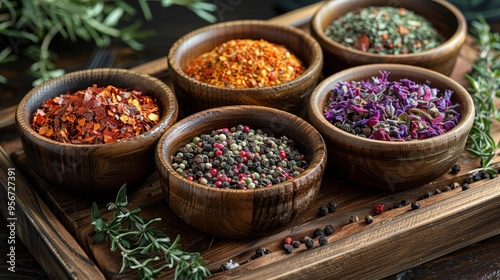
[374, 204, 385, 215]
[279, 150, 287, 159]
[210, 168, 218, 176]
[215, 150, 223, 156]
[284, 236, 292, 245]
[243, 126, 250, 133]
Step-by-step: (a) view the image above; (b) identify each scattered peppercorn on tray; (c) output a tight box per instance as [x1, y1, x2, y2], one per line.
[1, 3, 500, 279]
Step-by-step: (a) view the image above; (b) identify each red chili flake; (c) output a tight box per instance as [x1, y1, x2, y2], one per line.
[184, 39, 304, 88]
[31, 85, 161, 144]
[374, 204, 385, 215]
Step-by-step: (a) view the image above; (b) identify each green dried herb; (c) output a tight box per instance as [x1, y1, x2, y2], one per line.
[91, 184, 211, 280]
[324, 6, 443, 54]
[465, 17, 500, 174]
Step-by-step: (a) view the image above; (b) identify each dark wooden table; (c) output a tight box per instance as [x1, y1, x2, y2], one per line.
[1, 2, 499, 279]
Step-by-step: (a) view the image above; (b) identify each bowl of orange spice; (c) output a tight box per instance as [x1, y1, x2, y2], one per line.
[168, 20, 323, 115]
[15, 68, 178, 192]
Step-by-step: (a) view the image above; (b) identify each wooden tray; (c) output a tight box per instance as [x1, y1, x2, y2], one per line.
[1, 3, 499, 279]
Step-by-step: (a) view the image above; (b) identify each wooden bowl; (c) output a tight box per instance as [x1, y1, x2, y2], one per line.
[310, 0, 467, 76]
[155, 106, 327, 239]
[167, 20, 323, 115]
[15, 68, 178, 192]
[307, 64, 474, 191]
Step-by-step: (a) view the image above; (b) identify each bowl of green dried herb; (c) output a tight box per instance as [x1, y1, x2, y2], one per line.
[167, 20, 323, 116]
[155, 105, 327, 239]
[307, 64, 474, 191]
[16, 68, 178, 192]
[310, 0, 467, 76]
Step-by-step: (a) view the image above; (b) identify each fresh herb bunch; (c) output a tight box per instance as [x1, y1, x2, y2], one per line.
[0, 0, 216, 85]
[91, 184, 211, 280]
[466, 17, 500, 174]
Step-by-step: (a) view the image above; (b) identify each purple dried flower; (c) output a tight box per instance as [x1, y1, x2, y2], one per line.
[323, 71, 461, 141]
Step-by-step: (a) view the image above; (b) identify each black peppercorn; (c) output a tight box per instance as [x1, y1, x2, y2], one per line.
[400, 199, 410, 206]
[304, 238, 314, 249]
[434, 188, 442, 195]
[292, 241, 301, 248]
[313, 228, 325, 238]
[491, 173, 498, 179]
[283, 244, 293, 254]
[324, 224, 335, 236]
[365, 215, 374, 224]
[462, 183, 470, 191]
[318, 236, 328, 246]
[423, 191, 433, 199]
[411, 201, 420, 210]
[327, 201, 339, 213]
[349, 215, 359, 223]
[450, 164, 461, 174]
[481, 172, 490, 179]
[318, 205, 329, 216]
[443, 185, 452, 192]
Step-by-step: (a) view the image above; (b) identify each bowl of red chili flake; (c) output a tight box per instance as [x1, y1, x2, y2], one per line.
[307, 64, 474, 191]
[168, 20, 323, 115]
[310, 0, 467, 76]
[16, 68, 178, 192]
[155, 105, 327, 239]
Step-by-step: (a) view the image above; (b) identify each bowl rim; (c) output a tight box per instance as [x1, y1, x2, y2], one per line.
[15, 68, 178, 148]
[307, 63, 475, 148]
[167, 19, 323, 93]
[310, 0, 468, 59]
[156, 105, 327, 194]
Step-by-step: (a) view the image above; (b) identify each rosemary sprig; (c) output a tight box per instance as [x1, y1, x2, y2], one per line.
[0, 0, 216, 86]
[465, 17, 500, 174]
[91, 184, 211, 280]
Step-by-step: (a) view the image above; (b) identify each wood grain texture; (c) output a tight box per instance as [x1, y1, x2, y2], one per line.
[14, 68, 178, 192]
[0, 146, 106, 279]
[167, 20, 323, 115]
[307, 64, 475, 190]
[310, 0, 468, 76]
[155, 105, 327, 239]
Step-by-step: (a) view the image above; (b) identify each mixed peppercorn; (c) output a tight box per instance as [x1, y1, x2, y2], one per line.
[172, 124, 307, 189]
[31, 85, 160, 144]
[184, 39, 304, 88]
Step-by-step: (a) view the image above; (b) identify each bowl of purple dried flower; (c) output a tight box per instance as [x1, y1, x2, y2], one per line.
[307, 64, 474, 191]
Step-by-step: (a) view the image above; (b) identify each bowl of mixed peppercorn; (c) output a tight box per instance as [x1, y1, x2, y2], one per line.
[167, 20, 323, 115]
[307, 64, 474, 191]
[310, 0, 467, 76]
[155, 105, 327, 239]
[16, 68, 178, 192]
